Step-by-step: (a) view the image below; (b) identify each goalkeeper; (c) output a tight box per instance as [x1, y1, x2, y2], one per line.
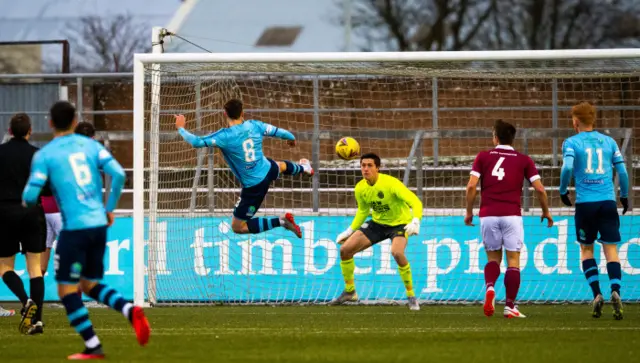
[333, 153, 422, 310]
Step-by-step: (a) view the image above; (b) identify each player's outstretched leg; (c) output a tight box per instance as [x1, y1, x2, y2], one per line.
[86, 283, 150, 346]
[582, 257, 604, 318]
[60, 291, 105, 360]
[278, 159, 313, 176]
[244, 213, 302, 238]
[483, 260, 500, 317]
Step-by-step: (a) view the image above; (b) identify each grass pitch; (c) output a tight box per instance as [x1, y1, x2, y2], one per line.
[0, 304, 638, 362]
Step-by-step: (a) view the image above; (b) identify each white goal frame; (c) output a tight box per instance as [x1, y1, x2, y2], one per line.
[132, 48, 640, 307]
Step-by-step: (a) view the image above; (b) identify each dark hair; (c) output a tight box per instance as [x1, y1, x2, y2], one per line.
[360, 152, 381, 168]
[50, 101, 77, 131]
[75, 121, 96, 138]
[224, 99, 243, 120]
[493, 119, 516, 145]
[9, 113, 31, 139]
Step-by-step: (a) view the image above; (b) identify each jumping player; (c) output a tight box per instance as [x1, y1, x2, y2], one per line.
[175, 99, 313, 238]
[23, 101, 150, 359]
[559, 101, 629, 320]
[465, 120, 553, 318]
[333, 153, 423, 310]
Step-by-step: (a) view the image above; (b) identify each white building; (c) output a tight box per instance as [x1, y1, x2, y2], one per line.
[163, 0, 360, 53]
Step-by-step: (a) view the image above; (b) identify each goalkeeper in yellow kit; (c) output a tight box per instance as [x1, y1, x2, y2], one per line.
[332, 153, 423, 310]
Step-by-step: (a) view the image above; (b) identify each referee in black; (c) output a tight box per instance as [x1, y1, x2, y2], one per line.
[0, 113, 46, 335]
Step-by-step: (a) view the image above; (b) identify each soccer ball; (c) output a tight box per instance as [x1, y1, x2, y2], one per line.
[335, 137, 360, 160]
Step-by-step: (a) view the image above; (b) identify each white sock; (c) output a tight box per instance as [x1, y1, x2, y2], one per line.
[122, 303, 133, 319]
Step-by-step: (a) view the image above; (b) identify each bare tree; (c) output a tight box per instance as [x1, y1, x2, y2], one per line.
[64, 14, 150, 72]
[486, 0, 640, 50]
[339, 0, 640, 51]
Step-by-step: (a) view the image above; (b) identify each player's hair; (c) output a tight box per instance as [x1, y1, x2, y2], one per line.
[360, 152, 381, 168]
[49, 101, 77, 131]
[9, 113, 31, 139]
[493, 119, 516, 145]
[571, 101, 596, 126]
[75, 121, 96, 138]
[224, 99, 243, 120]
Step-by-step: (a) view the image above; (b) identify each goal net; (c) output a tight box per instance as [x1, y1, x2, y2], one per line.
[133, 51, 640, 306]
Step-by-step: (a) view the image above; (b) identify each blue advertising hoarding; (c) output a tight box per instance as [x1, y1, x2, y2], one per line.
[1, 216, 638, 302]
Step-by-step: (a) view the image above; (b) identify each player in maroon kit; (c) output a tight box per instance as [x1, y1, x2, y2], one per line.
[465, 120, 553, 318]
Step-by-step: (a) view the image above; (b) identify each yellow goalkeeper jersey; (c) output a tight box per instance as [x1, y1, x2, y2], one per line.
[350, 173, 423, 230]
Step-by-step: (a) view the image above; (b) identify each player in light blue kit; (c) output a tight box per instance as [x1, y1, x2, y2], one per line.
[22, 101, 150, 360]
[175, 99, 313, 238]
[559, 101, 629, 320]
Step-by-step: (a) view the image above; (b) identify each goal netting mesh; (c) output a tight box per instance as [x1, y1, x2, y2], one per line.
[140, 56, 640, 305]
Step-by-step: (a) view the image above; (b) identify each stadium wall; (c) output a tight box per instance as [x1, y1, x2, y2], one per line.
[2, 215, 637, 302]
[77, 77, 640, 169]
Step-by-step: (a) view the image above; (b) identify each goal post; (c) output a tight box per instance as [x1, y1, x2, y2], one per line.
[132, 49, 640, 307]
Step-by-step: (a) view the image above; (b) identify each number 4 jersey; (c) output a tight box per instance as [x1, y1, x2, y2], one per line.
[471, 145, 540, 217]
[561, 131, 624, 204]
[178, 119, 295, 188]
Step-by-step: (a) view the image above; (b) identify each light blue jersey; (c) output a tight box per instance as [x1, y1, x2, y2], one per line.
[560, 131, 629, 204]
[22, 134, 126, 230]
[178, 119, 295, 188]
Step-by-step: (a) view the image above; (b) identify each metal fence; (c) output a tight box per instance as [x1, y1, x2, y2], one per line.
[1, 72, 638, 213]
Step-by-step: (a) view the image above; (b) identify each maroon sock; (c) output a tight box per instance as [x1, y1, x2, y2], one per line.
[505, 267, 521, 309]
[484, 261, 500, 289]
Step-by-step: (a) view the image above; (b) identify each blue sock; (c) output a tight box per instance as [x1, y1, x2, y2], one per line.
[61, 293, 101, 350]
[582, 259, 601, 298]
[282, 161, 303, 176]
[606, 261, 622, 294]
[246, 217, 281, 234]
[88, 284, 133, 322]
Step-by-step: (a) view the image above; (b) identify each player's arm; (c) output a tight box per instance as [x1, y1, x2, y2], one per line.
[336, 185, 369, 244]
[175, 114, 222, 148]
[97, 145, 126, 214]
[465, 153, 482, 226]
[524, 156, 552, 226]
[22, 152, 48, 207]
[559, 140, 575, 206]
[255, 120, 296, 146]
[612, 141, 630, 214]
[391, 178, 423, 235]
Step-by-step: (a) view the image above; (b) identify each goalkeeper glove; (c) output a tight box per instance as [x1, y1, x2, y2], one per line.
[621, 197, 629, 215]
[404, 218, 421, 236]
[336, 227, 354, 245]
[560, 192, 572, 207]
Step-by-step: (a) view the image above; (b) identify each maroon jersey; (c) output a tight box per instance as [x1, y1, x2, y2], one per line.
[471, 145, 540, 217]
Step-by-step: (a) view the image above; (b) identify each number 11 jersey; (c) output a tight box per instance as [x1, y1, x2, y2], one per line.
[562, 131, 623, 204]
[471, 145, 540, 217]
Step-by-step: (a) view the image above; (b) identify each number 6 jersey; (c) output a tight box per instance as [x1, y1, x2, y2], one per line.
[471, 145, 540, 217]
[23, 134, 125, 230]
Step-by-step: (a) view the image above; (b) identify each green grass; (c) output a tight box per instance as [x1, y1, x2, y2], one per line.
[1, 304, 639, 362]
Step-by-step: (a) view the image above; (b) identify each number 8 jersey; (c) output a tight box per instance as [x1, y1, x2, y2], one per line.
[471, 145, 540, 217]
[178, 119, 294, 188]
[561, 131, 624, 204]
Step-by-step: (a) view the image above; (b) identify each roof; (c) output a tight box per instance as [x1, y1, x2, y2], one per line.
[163, 0, 359, 53]
[0, 0, 177, 43]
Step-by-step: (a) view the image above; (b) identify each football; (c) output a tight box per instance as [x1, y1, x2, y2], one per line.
[335, 137, 360, 160]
